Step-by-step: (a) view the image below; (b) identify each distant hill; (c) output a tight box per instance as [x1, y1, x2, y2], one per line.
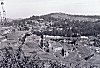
[39, 13, 100, 21]
[11, 13, 100, 36]
[23, 13, 100, 22]
[42, 13, 100, 19]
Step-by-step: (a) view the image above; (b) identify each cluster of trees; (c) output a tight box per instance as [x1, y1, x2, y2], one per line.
[53, 19, 100, 36]
[32, 19, 100, 37]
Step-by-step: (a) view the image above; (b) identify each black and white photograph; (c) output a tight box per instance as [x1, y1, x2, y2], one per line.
[0, 0, 100, 68]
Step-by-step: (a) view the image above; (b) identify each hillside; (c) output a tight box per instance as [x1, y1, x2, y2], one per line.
[10, 13, 100, 36]
[40, 13, 100, 21]
[1, 13, 100, 68]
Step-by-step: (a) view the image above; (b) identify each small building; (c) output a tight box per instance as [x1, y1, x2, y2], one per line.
[80, 36, 89, 39]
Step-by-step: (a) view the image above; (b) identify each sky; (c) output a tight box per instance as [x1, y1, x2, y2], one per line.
[2, 0, 100, 19]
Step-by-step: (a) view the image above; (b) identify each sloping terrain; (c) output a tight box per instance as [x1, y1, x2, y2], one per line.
[15, 13, 100, 36]
[0, 13, 100, 67]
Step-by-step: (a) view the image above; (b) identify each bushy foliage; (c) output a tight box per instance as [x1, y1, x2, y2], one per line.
[0, 46, 67, 68]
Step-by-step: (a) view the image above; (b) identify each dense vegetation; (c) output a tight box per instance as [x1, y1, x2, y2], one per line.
[0, 46, 67, 68]
[6, 13, 100, 36]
